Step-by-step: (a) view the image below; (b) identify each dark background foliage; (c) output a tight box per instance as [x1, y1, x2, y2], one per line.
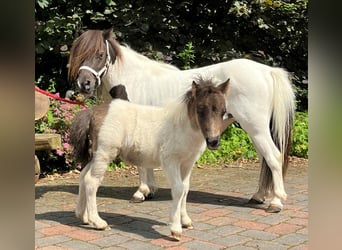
[35, 0, 307, 111]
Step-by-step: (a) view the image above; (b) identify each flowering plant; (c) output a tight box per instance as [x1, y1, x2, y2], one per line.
[35, 92, 92, 173]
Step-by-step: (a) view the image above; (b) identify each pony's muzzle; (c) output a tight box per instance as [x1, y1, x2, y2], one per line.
[77, 79, 95, 95]
[206, 136, 221, 150]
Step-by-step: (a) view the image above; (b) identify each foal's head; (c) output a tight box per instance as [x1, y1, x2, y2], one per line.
[187, 77, 230, 150]
[68, 29, 121, 95]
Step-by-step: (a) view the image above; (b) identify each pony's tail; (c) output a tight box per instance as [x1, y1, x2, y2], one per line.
[261, 68, 295, 193]
[69, 109, 93, 167]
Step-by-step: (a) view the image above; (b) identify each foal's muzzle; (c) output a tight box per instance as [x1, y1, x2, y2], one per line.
[206, 136, 221, 150]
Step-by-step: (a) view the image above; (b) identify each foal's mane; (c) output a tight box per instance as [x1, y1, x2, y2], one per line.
[182, 75, 222, 104]
[68, 30, 122, 82]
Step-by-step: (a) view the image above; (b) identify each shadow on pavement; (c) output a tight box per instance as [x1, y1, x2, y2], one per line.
[35, 210, 168, 240]
[35, 184, 263, 209]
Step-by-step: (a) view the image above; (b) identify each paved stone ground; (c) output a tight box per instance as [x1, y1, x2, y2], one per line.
[35, 158, 308, 249]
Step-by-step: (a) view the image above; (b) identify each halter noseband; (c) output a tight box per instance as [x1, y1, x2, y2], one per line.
[78, 40, 112, 87]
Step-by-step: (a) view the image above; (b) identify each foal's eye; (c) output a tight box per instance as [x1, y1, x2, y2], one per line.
[197, 107, 205, 116]
[97, 53, 104, 60]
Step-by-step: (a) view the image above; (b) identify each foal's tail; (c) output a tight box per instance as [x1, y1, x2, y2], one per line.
[261, 67, 295, 193]
[69, 109, 93, 166]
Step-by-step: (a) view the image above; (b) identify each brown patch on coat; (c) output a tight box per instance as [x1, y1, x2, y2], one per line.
[109, 84, 129, 101]
[89, 104, 110, 153]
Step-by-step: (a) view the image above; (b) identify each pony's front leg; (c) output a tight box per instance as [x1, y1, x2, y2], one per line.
[131, 167, 157, 202]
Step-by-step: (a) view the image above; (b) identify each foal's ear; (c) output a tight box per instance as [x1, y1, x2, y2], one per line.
[103, 28, 113, 40]
[192, 81, 198, 97]
[218, 78, 230, 94]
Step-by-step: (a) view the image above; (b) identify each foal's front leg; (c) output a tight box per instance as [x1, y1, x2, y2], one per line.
[162, 163, 187, 240]
[131, 167, 157, 202]
[180, 165, 193, 230]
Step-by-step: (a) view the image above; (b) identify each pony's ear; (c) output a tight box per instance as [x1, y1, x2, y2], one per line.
[218, 78, 230, 94]
[192, 81, 198, 97]
[103, 28, 113, 40]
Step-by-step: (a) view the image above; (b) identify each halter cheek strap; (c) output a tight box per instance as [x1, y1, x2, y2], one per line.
[78, 40, 112, 87]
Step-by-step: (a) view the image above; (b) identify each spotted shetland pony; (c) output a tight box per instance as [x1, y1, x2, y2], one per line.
[68, 29, 295, 213]
[69, 76, 230, 239]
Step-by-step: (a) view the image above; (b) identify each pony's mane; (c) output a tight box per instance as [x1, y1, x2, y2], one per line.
[119, 45, 179, 71]
[68, 30, 122, 82]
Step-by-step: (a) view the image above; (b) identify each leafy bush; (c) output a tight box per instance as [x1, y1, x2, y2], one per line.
[290, 111, 308, 158]
[199, 111, 308, 165]
[35, 0, 307, 111]
[198, 122, 257, 165]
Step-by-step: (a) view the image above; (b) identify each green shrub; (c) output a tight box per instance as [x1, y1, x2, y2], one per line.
[290, 111, 308, 158]
[198, 122, 257, 165]
[198, 111, 308, 165]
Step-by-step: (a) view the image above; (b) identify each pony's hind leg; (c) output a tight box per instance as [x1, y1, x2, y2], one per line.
[131, 167, 157, 202]
[250, 133, 287, 212]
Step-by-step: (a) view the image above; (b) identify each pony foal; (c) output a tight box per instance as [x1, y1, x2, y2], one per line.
[69, 76, 230, 239]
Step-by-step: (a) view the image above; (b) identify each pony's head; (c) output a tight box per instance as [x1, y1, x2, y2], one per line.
[186, 77, 230, 150]
[68, 29, 121, 96]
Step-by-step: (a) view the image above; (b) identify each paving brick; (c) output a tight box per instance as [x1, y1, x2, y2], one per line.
[89, 234, 129, 247]
[245, 240, 288, 250]
[182, 239, 226, 249]
[265, 223, 302, 235]
[151, 236, 192, 248]
[208, 225, 245, 236]
[38, 224, 76, 236]
[35, 235, 71, 248]
[276, 233, 308, 246]
[240, 229, 279, 241]
[233, 220, 269, 231]
[67, 229, 103, 241]
[210, 234, 250, 247]
[58, 239, 101, 249]
[36, 246, 67, 250]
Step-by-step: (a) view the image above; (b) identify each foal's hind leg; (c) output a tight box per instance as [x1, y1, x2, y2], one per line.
[83, 157, 111, 230]
[75, 165, 90, 224]
[131, 167, 157, 202]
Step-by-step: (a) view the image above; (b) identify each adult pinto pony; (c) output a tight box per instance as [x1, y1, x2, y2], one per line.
[69, 76, 230, 239]
[68, 29, 295, 213]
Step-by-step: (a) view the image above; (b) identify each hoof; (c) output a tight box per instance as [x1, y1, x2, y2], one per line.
[95, 225, 111, 231]
[145, 193, 154, 200]
[171, 231, 181, 241]
[248, 198, 264, 204]
[266, 204, 282, 213]
[130, 196, 145, 203]
[182, 223, 193, 229]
